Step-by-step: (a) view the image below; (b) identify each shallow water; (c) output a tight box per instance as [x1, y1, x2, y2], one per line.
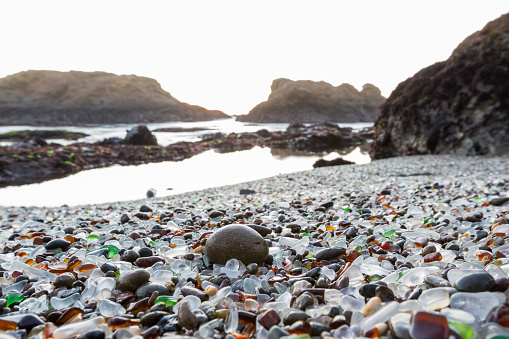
[0, 118, 373, 146]
[0, 146, 370, 207]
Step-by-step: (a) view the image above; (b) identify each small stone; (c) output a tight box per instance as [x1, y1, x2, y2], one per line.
[454, 272, 495, 292]
[100, 263, 118, 273]
[117, 269, 151, 292]
[139, 204, 153, 212]
[78, 330, 105, 339]
[204, 224, 269, 265]
[120, 213, 131, 224]
[18, 314, 44, 332]
[205, 286, 217, 297]
[363, 297, 382, 316]
[140, 311, 168, 328]
[258, 309, 281, 330]
[359, 284, 378, 299]
[246, 224, 271, 237]
[178, 300, 198, 329]
[283, 310, 308, 325]
[45, 239, 70, 250]
[375, 285, 395, 302]
[146, 188, 157, 198]
[135, 256, 165, 268]
[209, 210, 224, 218]
[121, 249, 140, 263]
[293, 292, 315, 311]
[199, 302, 216, 320]
[267, 326, 290, 339]
[135, 283, 169, 299]
[181, 286, 209, 302]
[489, 197, 509, 206]
[315, 248, 346, 261]
[246, 263, 259, 275]
[138, 247, 153, 257]
[53, 273, 77, 289]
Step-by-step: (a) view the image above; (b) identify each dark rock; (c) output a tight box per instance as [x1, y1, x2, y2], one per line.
[315, 247, 346, 261]
[120, 249, 140, 263]
[313, 157, 355, 168]
[178, 300, 198, 329]
[240, 189, 256, 195]
[237, 79, 385, 123]
[246, 224, 271, 237]
[139, 204, 153, 212]
[135, 283, 169, 299]
[293, 292, 314, 311]
[267, 326, 290, 339]
[45, 239, 70, 250]
[117, 269, 151, 292]
[78, 330, 105, 339]
[140, 311, 169, 328]
[53, 273, 77, 289]
[490, 197, 509, 206]
[283, 310, 308, 325]
[125, 125, 158, 146]
[359, 284, 378, 299]
[120, 213, 131, 224]
[375, 285, 396, 302]
[454, 272, 495, 292]
[204, 224, 269, 265]
[18, 314, 44, 332]
[209, 210, 224, 218]
[371, 13, 509, 159]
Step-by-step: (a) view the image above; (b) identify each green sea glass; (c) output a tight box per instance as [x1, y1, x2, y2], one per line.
[101, 245, 119, 259]
[448, 321, 473, 339]
[5, 292, 24, 307]
[87, 234, 99, 245]
[383, 229, 396, 238]
[154, 296, 178, 306]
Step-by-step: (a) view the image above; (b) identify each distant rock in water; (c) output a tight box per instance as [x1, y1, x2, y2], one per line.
[0, 70, 229, 126]
[237, 78, 385, 123]
[371, 12, 509, 159]
[313, 157, 354, 168]
[124, 125, 158, 146]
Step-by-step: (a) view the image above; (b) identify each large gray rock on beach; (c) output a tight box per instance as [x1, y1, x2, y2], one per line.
[205, 224, 269, 265]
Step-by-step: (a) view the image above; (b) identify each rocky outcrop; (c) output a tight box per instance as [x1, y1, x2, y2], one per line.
[0, 70, 229, 125]
[124, 125, 158, 146]
[237, 79, 385, 123]
[370, 13, 509, 159]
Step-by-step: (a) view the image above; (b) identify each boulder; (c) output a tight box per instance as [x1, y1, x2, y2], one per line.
[204, 224, 269, 265]
[237, 79, 385, 123]
[0, 70, 229, 126]
[124, 125, 158, 145]
[371, 12, 509, 159]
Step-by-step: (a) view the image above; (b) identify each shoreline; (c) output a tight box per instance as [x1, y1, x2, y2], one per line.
[0, 124, 372, 189]
[0, 155, 508, 338]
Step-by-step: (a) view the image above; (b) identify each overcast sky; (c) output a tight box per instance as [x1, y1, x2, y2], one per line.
[1, 1, 507, 115]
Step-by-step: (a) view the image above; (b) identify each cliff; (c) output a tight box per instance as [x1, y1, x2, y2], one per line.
[370, 13, 509, 159]
[0, 70, 229, 125]
[237, 79, 385, 123]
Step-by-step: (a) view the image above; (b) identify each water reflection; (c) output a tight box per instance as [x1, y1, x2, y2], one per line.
[0, 146, 370, 207]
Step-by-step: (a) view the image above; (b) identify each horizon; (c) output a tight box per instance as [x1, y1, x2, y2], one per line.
[0, 1, 507, 116]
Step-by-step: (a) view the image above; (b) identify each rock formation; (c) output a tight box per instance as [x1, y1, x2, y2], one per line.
[370, 13, 509, 159]
[0, 70, 229, 125]
[237, 79, 385, 123]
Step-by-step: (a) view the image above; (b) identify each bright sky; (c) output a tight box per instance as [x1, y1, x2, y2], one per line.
[0, 1, 507, 116]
